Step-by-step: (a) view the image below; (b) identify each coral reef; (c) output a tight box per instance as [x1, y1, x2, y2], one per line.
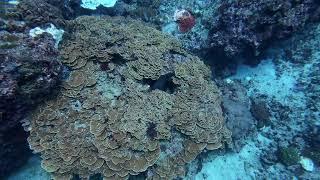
[208, 0, 320, 58]
[29, 23, 64, 48]
[15, 0, 320, 60]
[27, 16, 231, 180]
[0, 32, 63, 114]
[0, 25, 63, 176]
[2, 0, 320, 179]
[16, 0, 80, 27]
[17, 0, 65, 26]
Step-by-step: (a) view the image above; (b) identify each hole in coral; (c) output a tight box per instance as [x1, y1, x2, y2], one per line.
[141, 73, 178, 94]
[89, 173, 103, 180]
[110, 53, 126, 65]
[132, 66, 138, 72]
[146, 122, 157, 140]
[128, 171, 148, 180]
[72, 175, 80, 180]
[97, 53, 126, 71]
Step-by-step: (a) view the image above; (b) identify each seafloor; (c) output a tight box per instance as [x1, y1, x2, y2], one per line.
[1, 0, 320, 180]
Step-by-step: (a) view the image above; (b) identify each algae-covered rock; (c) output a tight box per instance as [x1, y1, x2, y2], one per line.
[27, 16, 231, 180]
[279, 147, 300, 166]
[250, 98, 271, 129]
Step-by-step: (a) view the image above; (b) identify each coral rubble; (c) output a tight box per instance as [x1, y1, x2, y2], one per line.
[27, 16, 231, 179]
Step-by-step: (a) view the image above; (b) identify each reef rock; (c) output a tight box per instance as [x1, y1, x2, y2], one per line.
[0, 29, 63, 176]
[17, 0, 79, 27]
[209, 0, 320, 58]
[27, 16, 231, 180]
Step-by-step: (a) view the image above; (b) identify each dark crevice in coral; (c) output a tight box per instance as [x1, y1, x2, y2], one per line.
[132, 66, 138, 72]
[169, 50, 186, 57]
[110, 53, 126, 65]
[128, 171, 147, 180]
[71, 174, 80, 180]
[88, 173, 103, 180]
[141, 73, 178, 94]
[97, 54, 126, 71]
[146, 122, 157, 140]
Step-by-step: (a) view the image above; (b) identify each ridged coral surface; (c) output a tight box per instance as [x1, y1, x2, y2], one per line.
[27, 16, 231, 180]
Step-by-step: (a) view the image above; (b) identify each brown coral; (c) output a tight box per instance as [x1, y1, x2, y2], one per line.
[28, 16, 231, 180]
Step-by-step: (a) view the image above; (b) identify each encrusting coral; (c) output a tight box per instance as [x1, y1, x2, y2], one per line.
[27, 16, 231, 180]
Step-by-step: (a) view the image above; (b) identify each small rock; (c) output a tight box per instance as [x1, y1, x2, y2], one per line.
[299, 157, 314, 172]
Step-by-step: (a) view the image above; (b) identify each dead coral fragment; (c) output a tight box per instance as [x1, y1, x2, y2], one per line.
[28, 16, 231, 180]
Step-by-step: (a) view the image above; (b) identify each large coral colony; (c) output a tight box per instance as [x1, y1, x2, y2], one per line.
[28, 16, 231, 179]
[1, 0, 320, 179]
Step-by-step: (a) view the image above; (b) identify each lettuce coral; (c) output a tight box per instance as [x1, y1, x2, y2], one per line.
[27, 16, 231, 180]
